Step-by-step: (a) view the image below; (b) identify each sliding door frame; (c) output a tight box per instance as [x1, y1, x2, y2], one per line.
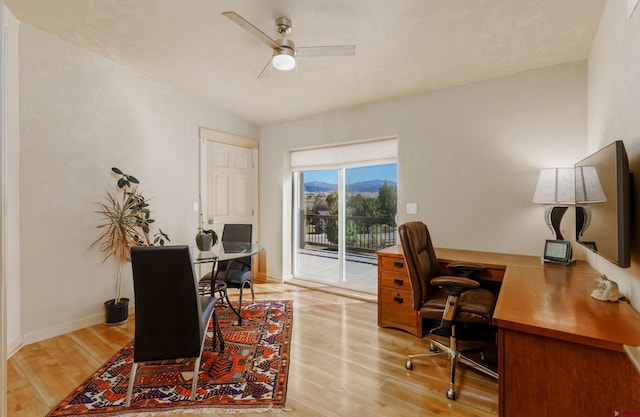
[289, 136, 398, 290]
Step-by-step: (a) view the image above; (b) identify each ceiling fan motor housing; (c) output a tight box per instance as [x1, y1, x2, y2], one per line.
[275, 38, 295, 55]
[276, 17, 292, 35]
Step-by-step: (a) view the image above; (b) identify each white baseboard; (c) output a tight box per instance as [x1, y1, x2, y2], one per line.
[7, 336, 23, 358]
[22, 313, 105, 346]
[263, 274, 284, 283]
[21, 303, 135, 347]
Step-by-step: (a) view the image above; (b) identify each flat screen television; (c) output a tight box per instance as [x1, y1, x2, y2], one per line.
[575, 140, 631, 268]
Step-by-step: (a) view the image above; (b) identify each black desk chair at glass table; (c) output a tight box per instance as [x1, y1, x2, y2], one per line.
[127, 245, 222, 406]
[194, 242, 264, 325]
[214, 224, 255, 307]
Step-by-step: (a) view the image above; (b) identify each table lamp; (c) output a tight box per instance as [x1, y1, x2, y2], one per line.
[532, 168, 575, 240]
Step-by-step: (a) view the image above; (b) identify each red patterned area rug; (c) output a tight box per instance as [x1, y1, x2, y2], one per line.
[46, 300, 293, 416]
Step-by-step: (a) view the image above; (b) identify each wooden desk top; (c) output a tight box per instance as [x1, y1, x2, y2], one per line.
[494, 261, 640, 352]
[379, 245, 540, 269]
[435, 247, 542, 269]
[380, 245, 640, 353]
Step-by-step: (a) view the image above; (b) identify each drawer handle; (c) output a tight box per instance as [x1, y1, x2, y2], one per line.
[393, 278, 404, 286]
[393, 296, 404, 304]
[393, 261, 404, 269]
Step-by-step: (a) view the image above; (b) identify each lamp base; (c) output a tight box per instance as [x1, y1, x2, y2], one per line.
[544, 206, 568, 241]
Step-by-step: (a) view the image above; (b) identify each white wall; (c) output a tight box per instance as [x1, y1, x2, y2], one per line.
[1, 3, 7, 415]
[587, 0, 640, 310]
[4, 6, 20, 354]
[259, 62, 588, 280]
[17, 23, 257, 343]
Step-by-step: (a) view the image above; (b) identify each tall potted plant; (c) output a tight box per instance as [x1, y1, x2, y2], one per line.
[90, 167, 170, 325]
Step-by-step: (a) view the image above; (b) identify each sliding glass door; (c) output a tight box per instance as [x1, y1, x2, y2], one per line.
[343, 164, 397, 291]
[293, 169, 340, 286]
[293, 163, 397, 294]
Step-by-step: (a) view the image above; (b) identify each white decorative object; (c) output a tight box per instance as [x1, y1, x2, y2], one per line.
[591, 275, 621, 302]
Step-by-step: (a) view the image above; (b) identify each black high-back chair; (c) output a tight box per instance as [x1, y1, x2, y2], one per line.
[126, 245, 221, 406]
[215, 224, 255, 306]
[398, 221, 498, 400]
[216, 224, 253, 274]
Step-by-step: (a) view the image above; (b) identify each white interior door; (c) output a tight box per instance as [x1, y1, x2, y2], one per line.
[199, 128, 259, 278]
[204, 141, 255, 236]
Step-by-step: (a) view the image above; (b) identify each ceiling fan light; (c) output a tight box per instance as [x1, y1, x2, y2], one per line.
[272, 52, 296, 71]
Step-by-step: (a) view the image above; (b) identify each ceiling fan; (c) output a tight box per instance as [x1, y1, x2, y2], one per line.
[222, 11, 356, 79]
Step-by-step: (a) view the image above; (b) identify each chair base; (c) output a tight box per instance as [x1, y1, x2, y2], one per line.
[237, 280, 255, 306]
[405, 336, 498, 400]
[217, 278, 255, 325]
[125, 314, 223, 407]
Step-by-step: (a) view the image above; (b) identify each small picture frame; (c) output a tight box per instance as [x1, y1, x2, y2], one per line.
[542, 239, 573, 266]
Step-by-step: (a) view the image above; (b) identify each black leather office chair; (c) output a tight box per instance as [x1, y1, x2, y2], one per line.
[398, 221, 498, 400]
[126, 245, 222, 406]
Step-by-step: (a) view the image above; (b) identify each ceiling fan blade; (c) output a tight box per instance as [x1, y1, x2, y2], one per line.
[257, 57, 273, 79]
[295, 45, 356, 57]
[222, 11, 280, 50]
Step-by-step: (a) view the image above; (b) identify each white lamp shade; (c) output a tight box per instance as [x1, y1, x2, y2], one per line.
[532, 168, 575, 204]
[575, 166, 607, 203]
[272, 53, 296, 71]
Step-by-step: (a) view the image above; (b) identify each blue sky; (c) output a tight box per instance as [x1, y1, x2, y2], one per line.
[304, 163, 397, 184]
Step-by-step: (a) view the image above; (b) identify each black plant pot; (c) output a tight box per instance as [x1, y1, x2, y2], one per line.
[104, 298, 129, 326]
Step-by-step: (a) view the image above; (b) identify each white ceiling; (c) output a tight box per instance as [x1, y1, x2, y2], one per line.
[5, 0, 606, 126]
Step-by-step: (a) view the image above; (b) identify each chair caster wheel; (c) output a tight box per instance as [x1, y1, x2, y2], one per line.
[429, 342, 437, 352]
[405, 359, 414, 370]
[446, 389, 456, 400]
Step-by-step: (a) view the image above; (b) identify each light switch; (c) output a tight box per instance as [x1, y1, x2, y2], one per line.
[406, 203, 418, 214]
[192, 202, 199, 212]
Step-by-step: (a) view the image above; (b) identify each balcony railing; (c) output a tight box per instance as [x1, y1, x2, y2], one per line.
[303, 214, 397, 253]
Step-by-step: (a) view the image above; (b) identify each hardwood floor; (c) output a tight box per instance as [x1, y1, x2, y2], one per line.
[7, 283, 498, 416]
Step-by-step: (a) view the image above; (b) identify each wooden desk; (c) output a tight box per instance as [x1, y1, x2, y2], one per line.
[494, 260, 640, 416]
[377, 246, 640, 416]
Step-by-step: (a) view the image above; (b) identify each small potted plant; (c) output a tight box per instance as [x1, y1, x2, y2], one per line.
[196, 227, 218, 251]
[90, 167, 170, 325]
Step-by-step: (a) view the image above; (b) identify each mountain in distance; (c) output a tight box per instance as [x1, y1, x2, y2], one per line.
[304, 179, 397, 193]
[347, 179, 397, 193]
[304, 181, 337, 192]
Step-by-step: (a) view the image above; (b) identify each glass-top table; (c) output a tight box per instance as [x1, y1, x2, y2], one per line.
[193, 242, 264, 264]
[193, 242, 264, 325]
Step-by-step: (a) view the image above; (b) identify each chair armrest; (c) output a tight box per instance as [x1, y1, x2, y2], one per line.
[447, 262, 485, 278]
[431, 276, 480, 291]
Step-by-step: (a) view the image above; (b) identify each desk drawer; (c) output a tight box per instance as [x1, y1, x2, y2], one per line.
[380, 270, 411, 291]
[379, 256, 408, 273]
[379, 288, 415, 326]
[377, 249, 422, 336]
